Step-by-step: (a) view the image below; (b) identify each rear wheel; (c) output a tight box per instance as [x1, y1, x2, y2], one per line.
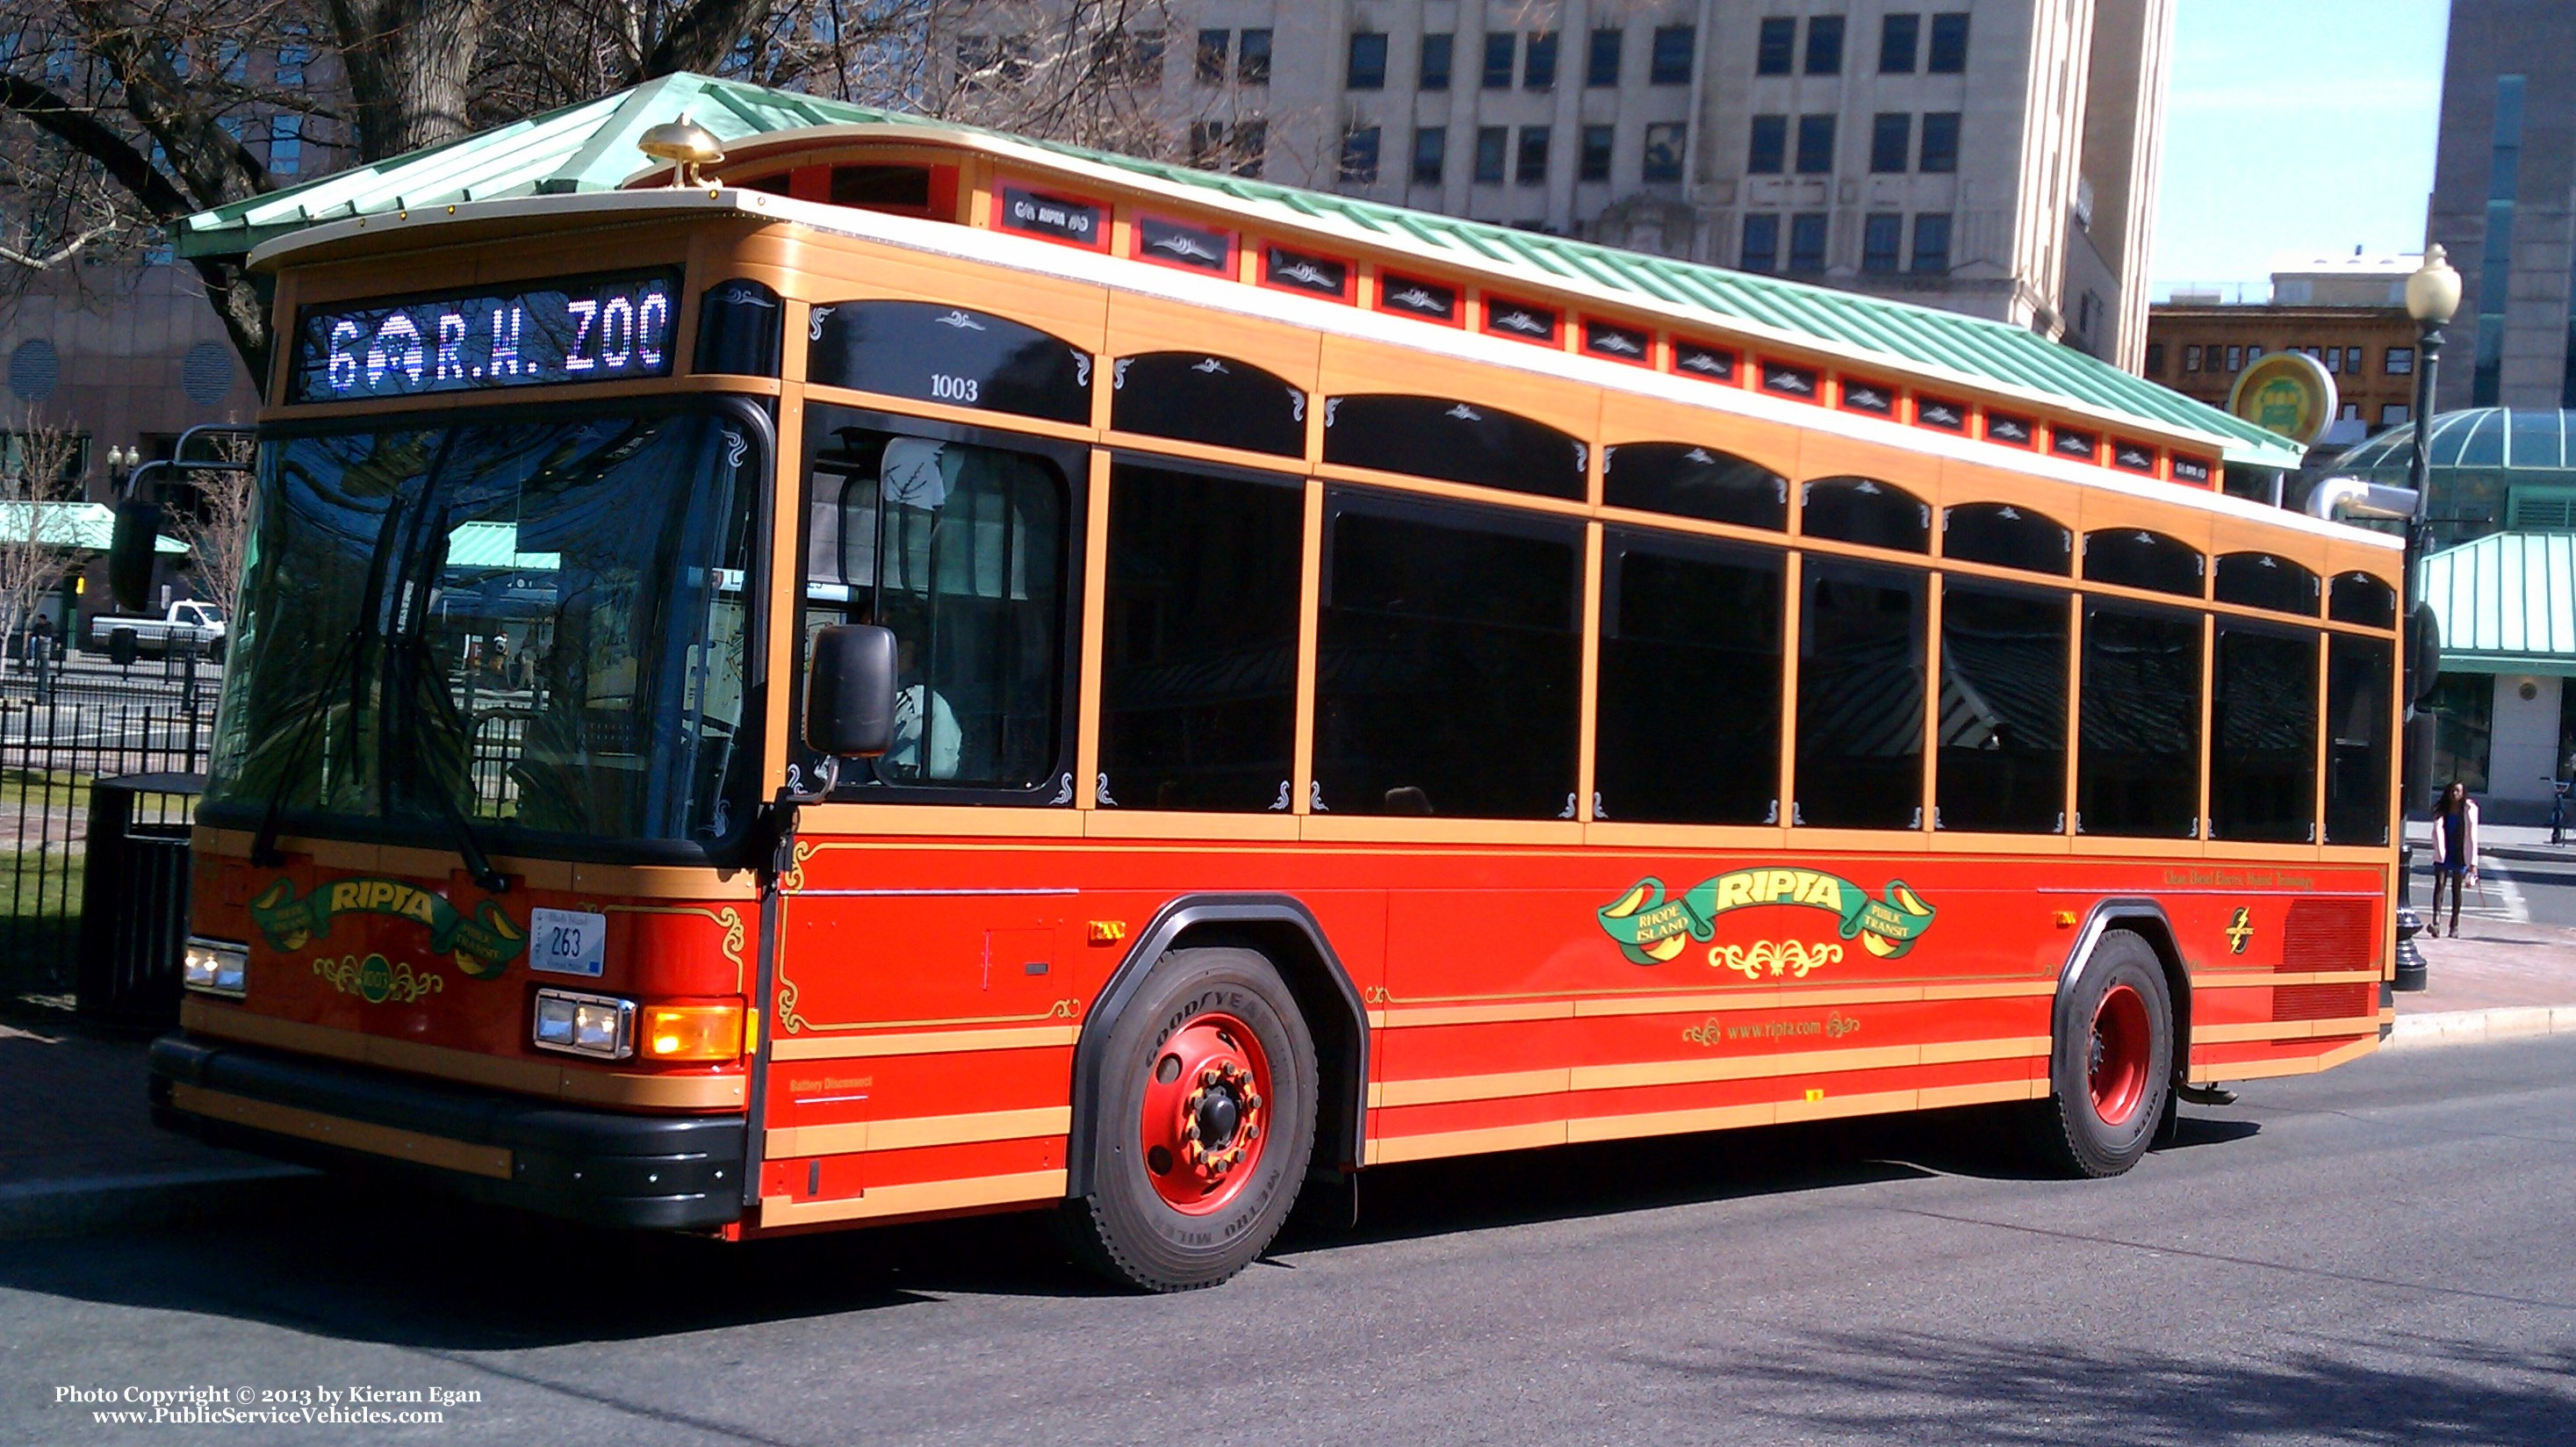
[2034, 932, 2173, 1178]
[1062, 947, 1316, 1291]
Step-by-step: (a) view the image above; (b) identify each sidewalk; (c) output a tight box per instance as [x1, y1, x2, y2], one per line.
[0, 1010, 312, 1239]
[2391, 917, 2576, 1048]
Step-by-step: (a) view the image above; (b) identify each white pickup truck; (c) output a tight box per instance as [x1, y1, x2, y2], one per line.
[88, 601, 227, 660]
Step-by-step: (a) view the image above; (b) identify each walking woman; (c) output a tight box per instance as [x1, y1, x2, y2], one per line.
[2428, 781, 2481, 937]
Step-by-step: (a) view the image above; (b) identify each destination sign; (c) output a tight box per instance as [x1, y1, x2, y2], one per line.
[291, 270, 679, 404]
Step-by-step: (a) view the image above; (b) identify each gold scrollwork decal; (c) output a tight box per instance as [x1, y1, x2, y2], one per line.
[782, 839, 816, 895]
[1708, 939, 1845, 981]
[313, 953, 444, 1005]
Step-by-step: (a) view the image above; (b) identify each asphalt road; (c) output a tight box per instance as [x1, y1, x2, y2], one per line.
[7, 1036, 2575, 1446]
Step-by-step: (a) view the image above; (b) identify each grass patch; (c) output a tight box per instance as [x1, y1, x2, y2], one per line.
[0, 845, 88, 996]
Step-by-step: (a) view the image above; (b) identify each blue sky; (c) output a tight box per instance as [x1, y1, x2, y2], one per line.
[2148, 0, 2450, 299]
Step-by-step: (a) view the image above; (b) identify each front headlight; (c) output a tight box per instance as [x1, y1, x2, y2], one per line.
[182, 937, 248, 997]
[532, 988, 634, 1060]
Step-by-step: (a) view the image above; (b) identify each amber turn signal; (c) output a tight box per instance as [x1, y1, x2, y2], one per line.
[638, 1003, 747, 1061]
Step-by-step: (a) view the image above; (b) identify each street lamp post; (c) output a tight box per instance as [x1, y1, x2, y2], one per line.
[2393, 248, 2460, 988]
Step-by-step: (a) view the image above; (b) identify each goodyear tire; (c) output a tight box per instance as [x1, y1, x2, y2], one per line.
[1063, 947, 1316, 1292]
[2035, 931, 2173, 1178]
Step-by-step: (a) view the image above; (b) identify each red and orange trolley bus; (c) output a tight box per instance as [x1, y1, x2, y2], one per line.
[151, 105, 2402, 1290]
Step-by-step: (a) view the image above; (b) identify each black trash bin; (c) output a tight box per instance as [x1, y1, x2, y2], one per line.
[74, 773, 205, 1032]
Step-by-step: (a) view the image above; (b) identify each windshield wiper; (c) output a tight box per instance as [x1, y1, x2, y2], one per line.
[387, 630, 509, 894]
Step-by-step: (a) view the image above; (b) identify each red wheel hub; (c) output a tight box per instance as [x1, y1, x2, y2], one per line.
[1140, 1012, 1270, 1214]
[2088, 983, 2152, 1127]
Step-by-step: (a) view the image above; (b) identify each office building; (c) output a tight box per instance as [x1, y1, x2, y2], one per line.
[2144, 254, 2422, 452]
[2423, 0, 2576, 410]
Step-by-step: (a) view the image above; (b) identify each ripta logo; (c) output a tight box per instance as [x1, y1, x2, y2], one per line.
[1596, 868, 1937, 968]
[248, 876, 527, 979]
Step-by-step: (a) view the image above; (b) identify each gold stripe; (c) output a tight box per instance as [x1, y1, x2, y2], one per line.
[763, 1105, 1071, 1159]
[1370, 1076, 2045, 1160]
[1375, 1001, 1572, 1028]
[179, 1000, 747, 1109]
[1371, 1069, 1569, 1109]
[170, 1083, 514, 1180]
[1365, 1121, 1565, 1165]
[2194, 1015, 2381, 1045]
[2195, 969, 2383, 990]
[2188, 1033, 2378, 1083]
[1566, 1100, 1777, 1144]
[757, 1169, 1068, 1227]
[1378, 978, 2054, 1027]
[768, 1025, 1082, 1060]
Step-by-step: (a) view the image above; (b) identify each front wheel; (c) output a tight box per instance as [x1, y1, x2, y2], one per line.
[1061, 947, 1317, 1292]
[2033, 931, 2173, 1178]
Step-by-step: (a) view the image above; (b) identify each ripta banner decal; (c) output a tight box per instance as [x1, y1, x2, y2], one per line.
[1596, 869, 1937, 967]
[248, 877, 527, 979]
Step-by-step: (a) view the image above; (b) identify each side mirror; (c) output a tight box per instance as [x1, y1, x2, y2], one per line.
[805, 624, 896, 759]
[107, 498, 161, 613]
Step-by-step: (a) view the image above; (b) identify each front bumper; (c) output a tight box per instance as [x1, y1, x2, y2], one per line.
[149, 1033, 747, 1231]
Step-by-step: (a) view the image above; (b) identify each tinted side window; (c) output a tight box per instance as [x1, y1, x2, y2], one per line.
[2078, 601, 2201, 837]
[1100, 461, 1302, 812]
[1802, 476, 1930, 552]
[1323, 394, 1587, 499]
[1111, 352, 1306, 457]
[694, 278, 782, 377]
[1939, 582, 2067, 833]
[2329, 571, 2398, 627]
[1602, 443, 1787, 529]
[1314, 494, 1580, 817]
[1795, 559, 1925, 829]
[1942, 501, 2071, 575]
[802, 417, 1070, 795]
[1596, 532, 1783, 824]
[2211, 623, 2318, 843]
[2084, 528, 2204, 597]
[809, 301, 1091, 422]
[2214, 551, 2321, 616]
[2325, 635, 2394, 846]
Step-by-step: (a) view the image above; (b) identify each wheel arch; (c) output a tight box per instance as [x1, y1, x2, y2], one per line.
[2055, 898, 2192, 1077]
[1066, 895, 1369, 1198]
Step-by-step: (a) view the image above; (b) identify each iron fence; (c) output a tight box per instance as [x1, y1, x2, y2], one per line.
[0, 649, 219, 997]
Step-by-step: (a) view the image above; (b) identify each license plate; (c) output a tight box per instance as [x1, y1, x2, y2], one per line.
[529, 908, 608, 977]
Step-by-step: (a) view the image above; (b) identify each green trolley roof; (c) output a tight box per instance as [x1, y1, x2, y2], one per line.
[180, 72, 2303, 468]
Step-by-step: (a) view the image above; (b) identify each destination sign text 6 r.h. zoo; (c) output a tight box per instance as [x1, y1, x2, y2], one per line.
[290, 270, 679, 403]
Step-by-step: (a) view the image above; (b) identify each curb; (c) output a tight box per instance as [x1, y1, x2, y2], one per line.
[0, 1164, 318, 1242]
[2386, 1005, 2576, 1050]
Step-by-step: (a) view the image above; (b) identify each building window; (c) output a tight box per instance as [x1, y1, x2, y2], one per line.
[1910, 212, 1951, 273]
[1413, 126, 1448, 184]
[2225, 344, 2244, 371]
[1919, 112, 1960, 172]
[2385, 345, 2414, 375]
[276, 35, 312, 88]
[1743, 213, 1781, 272]
[1237, 28, 1271, 83]
[1421, 32, 1454, 90]
[1789, 212, 1828, 272]
[2477, 74, 2525, 407]
[1341, 126, 1381, 183]
[1756, 17, 1795, 75]
[1804, 15, 1844, 74]
[1862, 212, 1903, 272]
[1748, 114, 1788, 174]
[1587, 28, 1623, 87]
[2380, 402, 2410, 425]
[1928, 11, 1969, 72]
[1795, 113, 1836, 174]
[2144, 342, 2166, 375]
[1642, 122, 1686, 183]
[1881, 13, 1919, 73]
[1195, 29, 1228, 83]
[1105, 29, 1165, 86]
[1484, 32, 1517, 88]
[2184, 344, 2203, 371]
[2338, 402, 2363, 421]
[1525, 30, 1558, 90]
[1347, 31, 1387, 89]
[1516, 126, 1551, 185]
[1579, 124, 1615, 182]
[1870, 112, 1911, 173]
[269, 113, 303, 176]
[1651, 25, 1695, 83]
[1475, 126, 1508, 184]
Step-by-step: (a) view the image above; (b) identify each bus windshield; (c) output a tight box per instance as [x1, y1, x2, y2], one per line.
[203, 403, 762, 855]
